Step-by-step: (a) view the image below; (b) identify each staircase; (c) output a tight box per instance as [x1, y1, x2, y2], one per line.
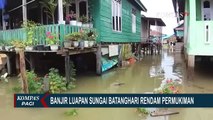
[174, 42, 184, 53]
[0, 54, 7, 71]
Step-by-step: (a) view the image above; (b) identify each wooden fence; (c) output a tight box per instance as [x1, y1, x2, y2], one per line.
[0, 24, 90, 45]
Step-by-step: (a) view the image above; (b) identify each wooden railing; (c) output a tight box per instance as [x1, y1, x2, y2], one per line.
[0, 24, 93, 46]
[0, 28, 26, 41]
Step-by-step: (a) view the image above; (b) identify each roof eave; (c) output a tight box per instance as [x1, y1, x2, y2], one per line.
[135, 0, 147, 12]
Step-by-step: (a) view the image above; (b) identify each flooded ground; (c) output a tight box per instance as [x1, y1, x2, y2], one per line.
[1, 49, 213, 120]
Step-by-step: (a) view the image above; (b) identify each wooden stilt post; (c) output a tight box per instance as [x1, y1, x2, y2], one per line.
[19, 50, 29, 93]
[187, 55, 195, 80]
[96, 44, 102, 75]
[29, 54, 35, 71]
[147, 20, 150, 40]
[188, 55, 195, 68]
[157, 44, 160, 55]
[142, 45, 145, 55]
[65, 51, 70, 86]
[148, 44, 151, 55]
[138, 43, 141, 61]
[6, 55, 12, 75]
[15, 54, 20, 74]
[118, 44, 123, 67]
[151, 44, 153, 55]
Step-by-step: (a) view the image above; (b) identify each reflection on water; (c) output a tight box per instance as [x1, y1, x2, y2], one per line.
[1, 50, 213, 120]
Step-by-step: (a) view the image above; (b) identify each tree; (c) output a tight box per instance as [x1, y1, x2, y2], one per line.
[40, 0, 74, 24]
[40, 0, 57, 24]
[64, 0, 75, 7]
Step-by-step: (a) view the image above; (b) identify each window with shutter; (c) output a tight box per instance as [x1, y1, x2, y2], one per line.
[112, 0, 122, 32]
[132, 8, 136, 33]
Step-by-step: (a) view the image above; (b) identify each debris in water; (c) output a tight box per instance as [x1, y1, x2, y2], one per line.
[150, 110, 179, 117]
[158, 68, 165, 74]
[4, 78, 8, 82]
[119, 67, 127, 70]
[137, 108, 149, 115]
[1, 72, 8, 78]
[113, 83, 125, 86]
[0, 72, 8, 82]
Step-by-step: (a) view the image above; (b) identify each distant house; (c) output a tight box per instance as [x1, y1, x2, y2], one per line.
[166, 35, 176, 43]
[141, 16, 166, 42]
[174, 23, 184, 42]
[149, 30, 162, 42]
[173, 0, 213, 68]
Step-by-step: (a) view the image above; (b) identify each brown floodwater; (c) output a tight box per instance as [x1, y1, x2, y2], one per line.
[1, 49, 213, 120]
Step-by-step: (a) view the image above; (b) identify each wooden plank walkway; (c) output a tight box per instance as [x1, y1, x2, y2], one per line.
[57, 47, 97, 56]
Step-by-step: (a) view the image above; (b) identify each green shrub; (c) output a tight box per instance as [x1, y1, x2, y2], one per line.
[154, 79, 181, 94]
[46, 68, 67, 93]
[12, 86, 22, 93]
[68, 61, 76, 86]
[11, 40, 26, 48]
[27, 71, 43, 94]
[15, 65, 76, 94]
[137, 108, 149, 115]
[0, 40, 6, 46]
[64, 109, 78, 116]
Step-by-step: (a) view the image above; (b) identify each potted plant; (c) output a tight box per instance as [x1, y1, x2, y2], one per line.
[66, 11, 77, 26]
[76, 15, 86, 27]
[79, 15, 89, 28]
[68, 32, 82, 47]
[36, 28, 46, 51]
[154, 79, 181, 94]
[11, 40, 26, 52]
[64, 34, 72, 48]
[25, 43, 34, 51]
[5, 40, 14, 51]
[77, 18, 82, 27]
[22, 21, 38, 51]
[79, 29, 89, 48]
[87, 30, 97, 47]
[25, 38, 35, 51]
[46, 32, 59, 51]
[0, 40, 6, 50]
